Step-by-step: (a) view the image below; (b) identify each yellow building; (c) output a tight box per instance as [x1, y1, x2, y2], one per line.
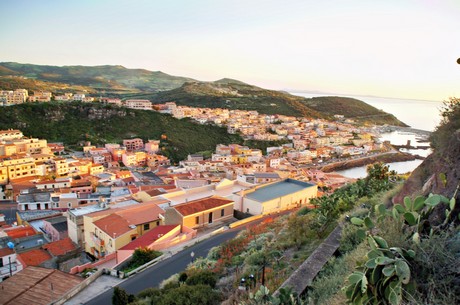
[1, 155, 37, 181]
[53, 158, 69, 177]
[165, 196, 234, 229]
[89, 164, 104, 175]
[0, 144, 17, 156]
[0, 165, 8, 184]
[83, 204, 165, 258]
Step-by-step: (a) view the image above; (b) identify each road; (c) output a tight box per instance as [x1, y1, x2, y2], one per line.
[85, 228, 242, 305]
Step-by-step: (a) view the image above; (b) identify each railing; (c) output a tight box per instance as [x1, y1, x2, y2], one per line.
[0, 262, 18, 276]
[91, 233, 105, 247]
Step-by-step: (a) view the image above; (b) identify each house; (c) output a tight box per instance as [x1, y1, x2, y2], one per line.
[123, 138, 144, 151]
[116, 224, 196, 263]
[233, 178, 317, 215]
[165, 196, 234, 229]
[0, 266, 83, 305]
[0, 247, 23, 281]
[67, 204, 109, 247]
[17, 249, 52, 268]
[123, 99, 152, 110]
[83, 203, 165, 258]
[42, 216, 68, 242]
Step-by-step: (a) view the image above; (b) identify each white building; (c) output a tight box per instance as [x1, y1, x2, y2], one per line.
[233, 178, 317, 215]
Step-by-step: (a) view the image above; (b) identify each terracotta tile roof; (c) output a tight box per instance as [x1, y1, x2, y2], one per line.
[17, 249, 52, 267]
[43, 238, 77, 256]
[145, 189, 166, 197]
[116, 203, 165, 225]
[4, 226, 37, 239]
[93, 213, 133, 238]
[120, 225, 179, 250]
[0, 266, 83, 305]
[0, 247, 14, 257]
[174, 196, 234, 216]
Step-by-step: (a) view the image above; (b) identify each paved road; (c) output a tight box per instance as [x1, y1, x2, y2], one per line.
[85, 229, 241, 305]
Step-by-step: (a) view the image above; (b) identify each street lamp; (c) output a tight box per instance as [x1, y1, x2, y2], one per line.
[248, 274, 256, 288]
[190, 251, 195, 263]
[238, 277, 247, 291]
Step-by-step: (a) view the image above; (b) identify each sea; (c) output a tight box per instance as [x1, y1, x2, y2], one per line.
[290, 92, 444, 178]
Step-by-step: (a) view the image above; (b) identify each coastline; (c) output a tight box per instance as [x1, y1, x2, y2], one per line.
[319, 151, 422, 173]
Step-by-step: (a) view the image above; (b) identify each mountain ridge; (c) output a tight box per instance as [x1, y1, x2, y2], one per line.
[0, 62, 407, 126]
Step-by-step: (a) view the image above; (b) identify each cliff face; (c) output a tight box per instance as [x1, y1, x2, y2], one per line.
[393, 98, 460, 204]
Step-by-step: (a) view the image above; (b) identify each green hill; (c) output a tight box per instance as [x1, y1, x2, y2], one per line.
[144, 80, 407, 126]
[0, 76, 96, 94]
[0, 62, 408, 126]
[0, 62, 195, 94]
[302, 96, 407, 126]
[0, 102, 242, 162]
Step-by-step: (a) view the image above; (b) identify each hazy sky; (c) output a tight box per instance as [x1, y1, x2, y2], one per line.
[1, 0, 459, 101]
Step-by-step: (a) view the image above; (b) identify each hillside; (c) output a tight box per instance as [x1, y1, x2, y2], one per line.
[0, 62, 195, 93]
[0, 62, 407, 126]
[394, 97, 460, 203]
[146, 80, 407, 126]
[0, 102, 242, 162]
[302, 96, 408, 127]
[0, 76, 96, 94]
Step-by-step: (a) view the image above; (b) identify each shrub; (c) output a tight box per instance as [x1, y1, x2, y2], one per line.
[155, 284, 222, 305]
[185, 270, 218, 288]
[137, 287, 161, 299]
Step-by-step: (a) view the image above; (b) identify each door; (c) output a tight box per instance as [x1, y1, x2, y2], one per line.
[208, 212, 213, 224]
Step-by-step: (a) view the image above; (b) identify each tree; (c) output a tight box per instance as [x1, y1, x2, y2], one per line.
[112, 287, 129, 305]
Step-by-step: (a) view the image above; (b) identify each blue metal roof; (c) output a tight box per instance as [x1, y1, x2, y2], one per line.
[245, 179, 315, 202]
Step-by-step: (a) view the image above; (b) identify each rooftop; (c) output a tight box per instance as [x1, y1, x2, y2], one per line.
[0, 266, 83, 305]
[68, 204, 108, 217]
[43, 238, 77, 256]
[173, 196, 234, 216]
[93, 213, 133, 238]
[17, 210, 62, 222]
[244, 179, 316, 202]
[17, 248, 52, 267]
[4, 226, 37, 239]
[119, 224, 179, 250]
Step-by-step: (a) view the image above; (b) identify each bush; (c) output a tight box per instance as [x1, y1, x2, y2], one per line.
[137, 287, 161, 299]
[185, 270, 218, 288]
[338, 223, 364, 254]
[155, 284, 222, 305]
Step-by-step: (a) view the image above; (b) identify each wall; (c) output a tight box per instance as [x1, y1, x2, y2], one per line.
[69, 252, 117, 274]
[237, 184, 318, 215]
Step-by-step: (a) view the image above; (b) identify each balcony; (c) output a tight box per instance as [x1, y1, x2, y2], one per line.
[0, 262, 18, 276]
[91, 232, 105, 247]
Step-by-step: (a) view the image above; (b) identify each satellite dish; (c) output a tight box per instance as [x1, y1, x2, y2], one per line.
[7, 242, 14, 249]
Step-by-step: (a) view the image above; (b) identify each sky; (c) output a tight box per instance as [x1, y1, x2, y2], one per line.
[1, 0, 459, 101]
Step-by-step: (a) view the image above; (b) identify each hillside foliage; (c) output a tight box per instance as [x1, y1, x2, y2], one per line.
[0, 102, 243, 162]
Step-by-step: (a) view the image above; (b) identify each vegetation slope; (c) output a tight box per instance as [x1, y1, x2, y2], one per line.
[1, 62, 407, 127]
[0, 102, 243, 162]
[0, 62, 194, 93]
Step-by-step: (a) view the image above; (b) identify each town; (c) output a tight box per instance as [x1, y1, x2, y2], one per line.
[1, 88, 389, 303]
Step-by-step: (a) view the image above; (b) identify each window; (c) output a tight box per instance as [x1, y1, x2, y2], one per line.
[156, 221, 160, 226]
[221, 209, 225, 217]
[143, 223, 150, 231]
[0, 259, 3, 267]
[195, 216, 200, 224]
[68, 202, 72, 208]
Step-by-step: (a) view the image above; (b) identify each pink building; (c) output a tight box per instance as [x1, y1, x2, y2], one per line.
[42, 216, 68, 242]
[123, 138, 144, 151]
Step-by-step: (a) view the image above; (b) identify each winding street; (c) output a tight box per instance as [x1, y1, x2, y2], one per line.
[85, 228, 242, 305]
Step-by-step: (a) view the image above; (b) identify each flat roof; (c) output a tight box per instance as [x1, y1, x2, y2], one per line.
[245, 179, 315, 202]
[69, 204, 108, 217]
